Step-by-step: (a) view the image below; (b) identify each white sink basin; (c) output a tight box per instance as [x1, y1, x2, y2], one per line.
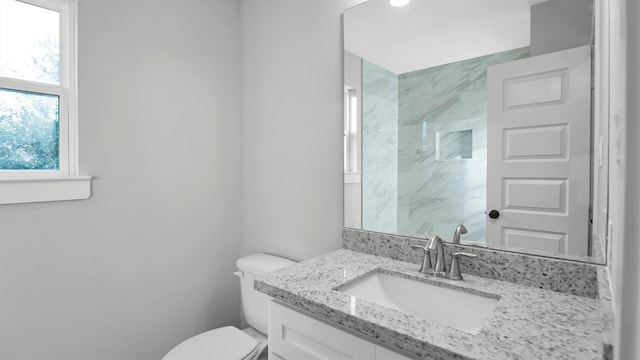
[337, 272, 499, 334]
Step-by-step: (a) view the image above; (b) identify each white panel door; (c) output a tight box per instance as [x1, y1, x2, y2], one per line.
[486, 45, 591, 256]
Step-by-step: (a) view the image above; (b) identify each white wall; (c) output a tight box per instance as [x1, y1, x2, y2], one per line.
[0, 1, 242, 359]
[239, 0, 362, 261]
[607, 0, 625, 321]
[530, 0, 593, 56]
[614, 0, 640, 357]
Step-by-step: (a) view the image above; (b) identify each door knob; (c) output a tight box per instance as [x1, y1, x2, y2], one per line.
[488, 210, 500, 219]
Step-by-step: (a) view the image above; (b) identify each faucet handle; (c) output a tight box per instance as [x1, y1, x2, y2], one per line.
[449, 252, 477, 280]
[409, 244, 432, 273]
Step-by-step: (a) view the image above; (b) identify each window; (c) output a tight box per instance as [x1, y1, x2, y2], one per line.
[344, 87, 358, 173]
[0, 0, 89, 204]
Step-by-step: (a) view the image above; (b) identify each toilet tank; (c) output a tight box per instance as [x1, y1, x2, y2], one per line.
[236, 253, 295, 334]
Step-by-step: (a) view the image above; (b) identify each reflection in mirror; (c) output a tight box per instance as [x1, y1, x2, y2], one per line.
[343, 0, 607, 263]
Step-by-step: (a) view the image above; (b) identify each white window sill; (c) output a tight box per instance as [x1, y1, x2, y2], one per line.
[0, 176, 91, 205]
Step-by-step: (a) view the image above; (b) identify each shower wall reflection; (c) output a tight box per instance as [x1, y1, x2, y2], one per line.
[360, 48, 530, 242]
[362, 60, 398, 233]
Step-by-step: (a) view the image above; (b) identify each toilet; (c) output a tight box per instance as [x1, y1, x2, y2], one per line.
[162, 253, 295, 360]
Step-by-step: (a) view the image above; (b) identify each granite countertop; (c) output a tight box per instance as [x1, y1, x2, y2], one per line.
[255, 249, 610, 360]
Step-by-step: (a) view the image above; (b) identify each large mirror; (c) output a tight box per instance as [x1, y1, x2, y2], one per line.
[343, 0, 609, 264]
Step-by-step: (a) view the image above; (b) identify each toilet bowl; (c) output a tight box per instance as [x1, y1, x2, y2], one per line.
[162, 326, 262, 360]
[162, 253, 295, 360]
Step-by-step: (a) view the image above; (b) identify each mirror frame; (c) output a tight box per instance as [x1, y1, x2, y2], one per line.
[341, 0, 609, 265]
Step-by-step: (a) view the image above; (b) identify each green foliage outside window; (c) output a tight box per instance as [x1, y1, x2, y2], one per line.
[0, 37, 60, 170]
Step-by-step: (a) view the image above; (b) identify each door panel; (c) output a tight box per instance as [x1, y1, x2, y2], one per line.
[502, 179, 566, 212]
[503, 125, 567, 159]
[486, 45, 591, 256]
[502, 227, 566, 253]
[503, 70, 565, 109]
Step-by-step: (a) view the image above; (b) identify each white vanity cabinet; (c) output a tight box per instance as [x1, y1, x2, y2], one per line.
[268, 301, 413, 360]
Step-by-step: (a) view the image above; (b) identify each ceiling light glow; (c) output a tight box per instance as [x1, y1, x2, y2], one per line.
[389, 0, 410, 7]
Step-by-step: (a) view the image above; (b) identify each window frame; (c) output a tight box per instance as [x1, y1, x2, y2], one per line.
[344, 86, 358, 174]
[0, 0, 89, 204]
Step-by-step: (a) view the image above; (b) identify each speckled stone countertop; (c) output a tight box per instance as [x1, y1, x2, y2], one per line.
[255, 249, 611, 360]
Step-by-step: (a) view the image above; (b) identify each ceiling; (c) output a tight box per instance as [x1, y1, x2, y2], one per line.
[344, 0, 548, 74]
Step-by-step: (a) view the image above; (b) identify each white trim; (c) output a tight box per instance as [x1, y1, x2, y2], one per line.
[0, 176, 90, 204]
[21, 0, 68, 13]
[0, 76, 66, 95]
[344, 172, 361, 184]
[67, 0, 78, 175]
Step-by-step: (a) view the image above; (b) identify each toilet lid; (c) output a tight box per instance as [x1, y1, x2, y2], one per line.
[162, 326, 258, 360]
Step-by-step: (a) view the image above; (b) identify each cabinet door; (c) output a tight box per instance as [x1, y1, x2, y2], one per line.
[268, 301, 376, 360]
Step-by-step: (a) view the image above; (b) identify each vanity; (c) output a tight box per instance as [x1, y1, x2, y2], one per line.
[256, 232, 612, 360]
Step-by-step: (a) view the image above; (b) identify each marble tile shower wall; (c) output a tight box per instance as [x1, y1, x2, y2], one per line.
[362, 60, 398, 233]
[396, 48, 530, 241]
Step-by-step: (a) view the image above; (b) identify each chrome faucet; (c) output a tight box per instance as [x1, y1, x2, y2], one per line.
[452, 224, 467, 244]
[409, 244, 432, 274]
[428, 236, 446, 274]
[410, 235, 476, 280]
